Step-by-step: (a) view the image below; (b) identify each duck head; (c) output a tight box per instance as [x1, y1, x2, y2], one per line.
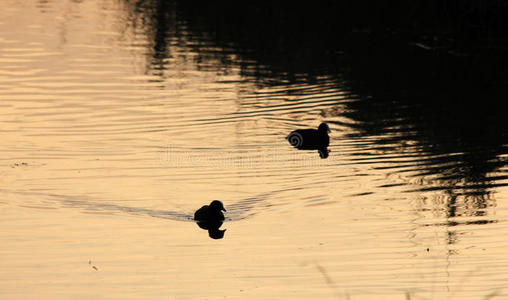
[210, 200, 226, 212]
[318, 122, 330, 133]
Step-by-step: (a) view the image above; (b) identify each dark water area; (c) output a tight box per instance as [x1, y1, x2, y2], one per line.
[134, 0, 508, 201]
[2, 0, 508, 298]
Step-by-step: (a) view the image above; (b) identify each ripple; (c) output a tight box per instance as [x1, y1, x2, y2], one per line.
[1, 1, 508, 298]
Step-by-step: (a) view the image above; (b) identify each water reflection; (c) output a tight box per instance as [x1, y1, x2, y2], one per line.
[195, 221, 226, 239]
[334, 91, 506, 234]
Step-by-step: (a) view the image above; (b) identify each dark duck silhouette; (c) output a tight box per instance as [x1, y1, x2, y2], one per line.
[286, 123, 330, 158]
[194, 200, 226, 222]
[194, 200, 227, 239]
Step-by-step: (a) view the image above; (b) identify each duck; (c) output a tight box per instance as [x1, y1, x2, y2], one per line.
[286, 122, 330, 150]
[194, 200, 226, 222]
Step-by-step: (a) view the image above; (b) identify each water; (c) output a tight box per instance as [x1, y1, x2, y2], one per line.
[1, 0, 508, 298]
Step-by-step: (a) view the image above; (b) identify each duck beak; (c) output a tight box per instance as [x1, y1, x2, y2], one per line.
[222, 207, 227, 212]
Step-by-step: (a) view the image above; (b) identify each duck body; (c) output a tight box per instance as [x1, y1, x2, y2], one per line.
[194, 200, 226, 222]
[286, 123, 330, 150]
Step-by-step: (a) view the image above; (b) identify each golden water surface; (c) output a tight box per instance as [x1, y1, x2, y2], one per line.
[1, 1, 508, 299]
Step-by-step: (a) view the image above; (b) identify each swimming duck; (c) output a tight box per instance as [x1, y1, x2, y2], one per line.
[194, 200, 226, 222]
[286, 123, 330, 150]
